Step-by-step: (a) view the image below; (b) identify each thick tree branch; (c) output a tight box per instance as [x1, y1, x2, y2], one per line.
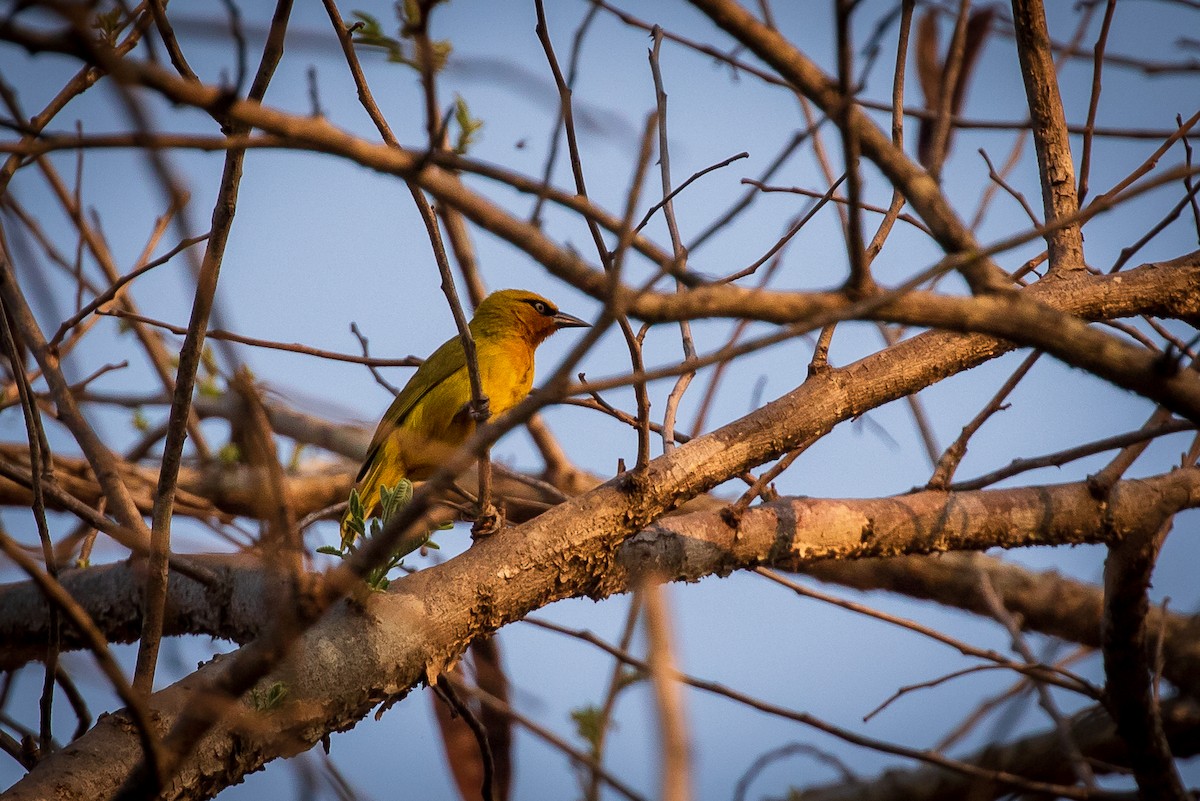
[5, 470, 1200, 677]
[5, 467, 1200, 798]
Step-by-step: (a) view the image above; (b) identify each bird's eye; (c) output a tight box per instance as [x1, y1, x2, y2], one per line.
[533, 301, 549, 314]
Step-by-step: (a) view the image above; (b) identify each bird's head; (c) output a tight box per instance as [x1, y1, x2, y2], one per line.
[471, 289, 590, 346]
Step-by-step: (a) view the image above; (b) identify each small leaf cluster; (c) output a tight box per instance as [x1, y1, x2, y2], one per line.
[249, 680, 289, 712]
[350, 6, 484, 154]
[197, 346, 224, 398]
[570, 705, 606, 750]
[318, 480, 446, 591]
[92, 8, 124, 45]
[217, 442, 242, 466]
[350, 8, 450, 73]
[569, 668, 643, 763]
[452, 95, 483, 155]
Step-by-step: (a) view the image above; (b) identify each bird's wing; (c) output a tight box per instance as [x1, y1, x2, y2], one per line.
[357, 334, 467, 482]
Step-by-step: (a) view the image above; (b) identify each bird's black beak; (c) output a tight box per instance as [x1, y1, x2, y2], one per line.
[552, 310, 590, 329]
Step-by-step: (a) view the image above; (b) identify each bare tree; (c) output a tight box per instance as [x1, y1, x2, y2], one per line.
[0, 1, 1198, 800]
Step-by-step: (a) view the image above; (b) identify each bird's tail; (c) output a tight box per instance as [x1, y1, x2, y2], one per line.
[339, 449, 405, 547]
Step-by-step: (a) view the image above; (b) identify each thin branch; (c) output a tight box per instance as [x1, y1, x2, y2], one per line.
[755, 569, 1093, 698]
[949, 419, 1195, 492]
[529, 2, 600, 228]
[864, 0, 914, 265]
[49, 232, 209, 348]
[635, 150, 749, 235]
[531, 613, 1099, 800]
[729, 174, 847, 283]
[1077, 0, 1118, 202]
[928, 351, 1042, 489]
[649, 27, 697, 455]
[979, 572, 1097, 788]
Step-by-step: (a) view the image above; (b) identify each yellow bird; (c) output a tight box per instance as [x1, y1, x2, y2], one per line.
[342, 289, 589, 540]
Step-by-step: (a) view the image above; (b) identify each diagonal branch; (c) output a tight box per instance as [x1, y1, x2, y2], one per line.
[1010, 0, 1085, 274]
[685, 0, 1010, 292]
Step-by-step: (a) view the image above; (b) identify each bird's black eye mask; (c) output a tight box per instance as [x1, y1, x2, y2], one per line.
[523, 298, 555, 316]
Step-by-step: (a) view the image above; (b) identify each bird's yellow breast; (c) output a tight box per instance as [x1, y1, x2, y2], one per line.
[387, 334, 535, 479]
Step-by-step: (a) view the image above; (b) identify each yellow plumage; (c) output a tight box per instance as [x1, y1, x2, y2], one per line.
[342, 289, 588, 540]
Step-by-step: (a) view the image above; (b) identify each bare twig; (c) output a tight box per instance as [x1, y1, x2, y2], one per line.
[755, 569, 1093, 697]
[949, 419, 1195, 492]
[634, 151, 748, 235]
[49, 232, 209, 348]
[530, 2, 600, 228]
[928, 351, 1042, 489]
[531, 609, 1100, 799]
[730, 174, 847, 283]
[864, 0, 914, 265]
[101, 307, 421, 368]
[979, 572, 1096, 788]
[1077, 0, 1118, 202]
[648, 27, 697, 455]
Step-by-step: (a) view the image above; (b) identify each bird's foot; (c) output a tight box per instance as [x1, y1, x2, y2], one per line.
[471, 501, 504, 540]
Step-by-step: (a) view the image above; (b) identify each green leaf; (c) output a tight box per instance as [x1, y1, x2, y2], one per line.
[315, 545, 343, 556]
[452, 95, 484, 155]
[287, 442, 305, 472]
[402, 0, 420, 27]
[200, 345, 219, 377]
[197, 376, 223, 398]
[92, 8, 123, 45]
[378, 479, 413, 523]
[351, 9, 407, 64]
[250, 680, 289, 711]
[217, 442, 241, 465]
[428, 39, 452, 73]
[570, 705, 606, 750]
[351, 10, 381, 32]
